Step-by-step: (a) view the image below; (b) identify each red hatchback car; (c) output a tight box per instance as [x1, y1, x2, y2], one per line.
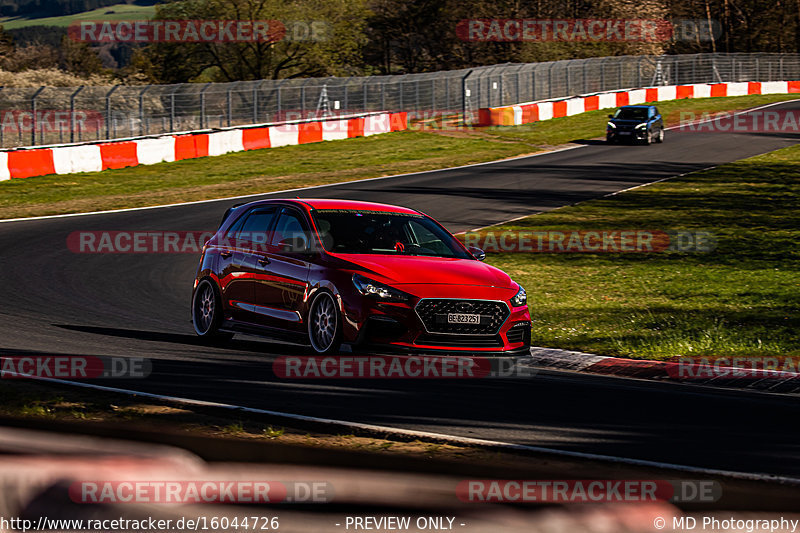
[191, 199, 531, 355]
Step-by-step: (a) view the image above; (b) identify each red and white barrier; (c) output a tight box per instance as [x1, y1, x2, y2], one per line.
[477, 81, 800, 126]
[0, 111, 408, 180]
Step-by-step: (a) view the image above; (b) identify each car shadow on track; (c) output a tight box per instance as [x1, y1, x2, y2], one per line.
[53, 324, 307, 355]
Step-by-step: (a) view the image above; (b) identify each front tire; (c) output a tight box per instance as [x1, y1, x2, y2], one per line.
[308, 291, 342, 354]
[192, 280, 233, 341]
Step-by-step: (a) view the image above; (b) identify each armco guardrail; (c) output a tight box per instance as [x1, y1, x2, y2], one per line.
[477, 80, 800, 126]
[0, 111, 407, 181]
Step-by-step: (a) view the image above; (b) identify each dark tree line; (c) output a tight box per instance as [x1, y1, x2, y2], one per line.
[1, 0, 800, 83]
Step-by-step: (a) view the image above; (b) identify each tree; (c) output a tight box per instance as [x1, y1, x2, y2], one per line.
[143, 0, 370, 83]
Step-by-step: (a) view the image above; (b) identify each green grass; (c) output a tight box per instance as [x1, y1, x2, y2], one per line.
[0, 3, 157, 30]
[484, 145, 800, 360]
[2, 93, 798, 220]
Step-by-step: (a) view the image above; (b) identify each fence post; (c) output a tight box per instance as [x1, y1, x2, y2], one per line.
[104, 85, 120, 141]
[275, 79, 287, 121]
[199, 83, 212, 129]
[226, 84, 233, 127]
[30, 86, 46, 146]
[584, 61, 589, 93]
[168, 85, 181, 133]
[138, 85, 150, 136]
[637, 58, 642, 87]
[69, 85, 84, 144]
[300, 78, 314, 117]
[461, 69, 474, 125]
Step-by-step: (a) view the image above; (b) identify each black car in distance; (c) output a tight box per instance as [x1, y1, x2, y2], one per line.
[606, 105, 665, 144]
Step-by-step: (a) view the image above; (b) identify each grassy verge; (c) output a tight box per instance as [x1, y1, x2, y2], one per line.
[484, 145, 799, 360]
[0, 380, 517, 466]
[2, 93, 797, 220]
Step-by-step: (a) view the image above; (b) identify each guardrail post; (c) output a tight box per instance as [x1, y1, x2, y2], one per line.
[226, 84, 233, 127]
[169, 85, 180, 132]
[104, 85, 120, 141]
[199, 83, 211, 129]
[69, 85, 84, 143]
[138, 85, 150, 136]
[461, 69, 474, 125]
[31, 86, 46, 146]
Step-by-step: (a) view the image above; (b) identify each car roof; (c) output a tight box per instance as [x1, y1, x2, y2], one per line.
[240, 198, 421, 215]
[619, 105, 654, 109]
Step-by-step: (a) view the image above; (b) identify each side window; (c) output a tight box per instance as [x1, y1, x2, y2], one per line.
[271, 210, 310, 249]
[227, 208, 277, 248]
[648, 107, 655, 118]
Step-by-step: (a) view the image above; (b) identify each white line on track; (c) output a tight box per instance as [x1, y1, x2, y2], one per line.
[12, 372, 800, 486]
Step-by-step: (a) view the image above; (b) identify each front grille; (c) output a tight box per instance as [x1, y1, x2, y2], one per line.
[416, 334, 503, 347]
[415, 299, 509, 335]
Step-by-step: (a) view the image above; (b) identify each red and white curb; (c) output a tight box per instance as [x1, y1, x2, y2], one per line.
[478, 80, 800, 126]
[529, 347, 800, 394]
[0, 111, 407, 182]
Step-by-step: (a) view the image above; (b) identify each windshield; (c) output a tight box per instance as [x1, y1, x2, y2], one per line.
[311, 209, 472, 258]
[613, 107, 649, 121]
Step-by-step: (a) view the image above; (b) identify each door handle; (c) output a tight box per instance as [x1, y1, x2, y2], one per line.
[220, 251, 232, 259]
[258, 258, 271, 266]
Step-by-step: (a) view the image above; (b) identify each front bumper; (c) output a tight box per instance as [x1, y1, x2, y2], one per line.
[342, 291, 532, 354]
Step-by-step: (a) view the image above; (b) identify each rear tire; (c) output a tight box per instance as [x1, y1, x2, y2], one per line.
[308, 291, 342, 354]
[655, 128, 665, 143]
[192, 280, 233, 342]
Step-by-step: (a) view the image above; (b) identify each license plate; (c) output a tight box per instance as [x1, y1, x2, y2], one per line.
[448, 313, 480, 324]
[619, 131, 631, 135]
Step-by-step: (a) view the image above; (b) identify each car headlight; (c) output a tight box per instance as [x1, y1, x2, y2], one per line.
[635, 122, 647, 129]
[352, 273, 410, 302]
[510, 285, 527, 307]
[606, 122, 616, 129]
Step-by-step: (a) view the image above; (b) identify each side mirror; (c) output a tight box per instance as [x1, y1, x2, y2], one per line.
[468, 246, 486, 261]
[277, 236, 309, 254]
[608, 114, 614, 119]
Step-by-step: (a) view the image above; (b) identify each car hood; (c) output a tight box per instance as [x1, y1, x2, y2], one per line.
[610, 119, 647, 126]
[334, 254, 515, 288]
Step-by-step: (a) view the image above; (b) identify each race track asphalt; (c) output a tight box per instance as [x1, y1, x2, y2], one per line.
[2, 100, 799, 478]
